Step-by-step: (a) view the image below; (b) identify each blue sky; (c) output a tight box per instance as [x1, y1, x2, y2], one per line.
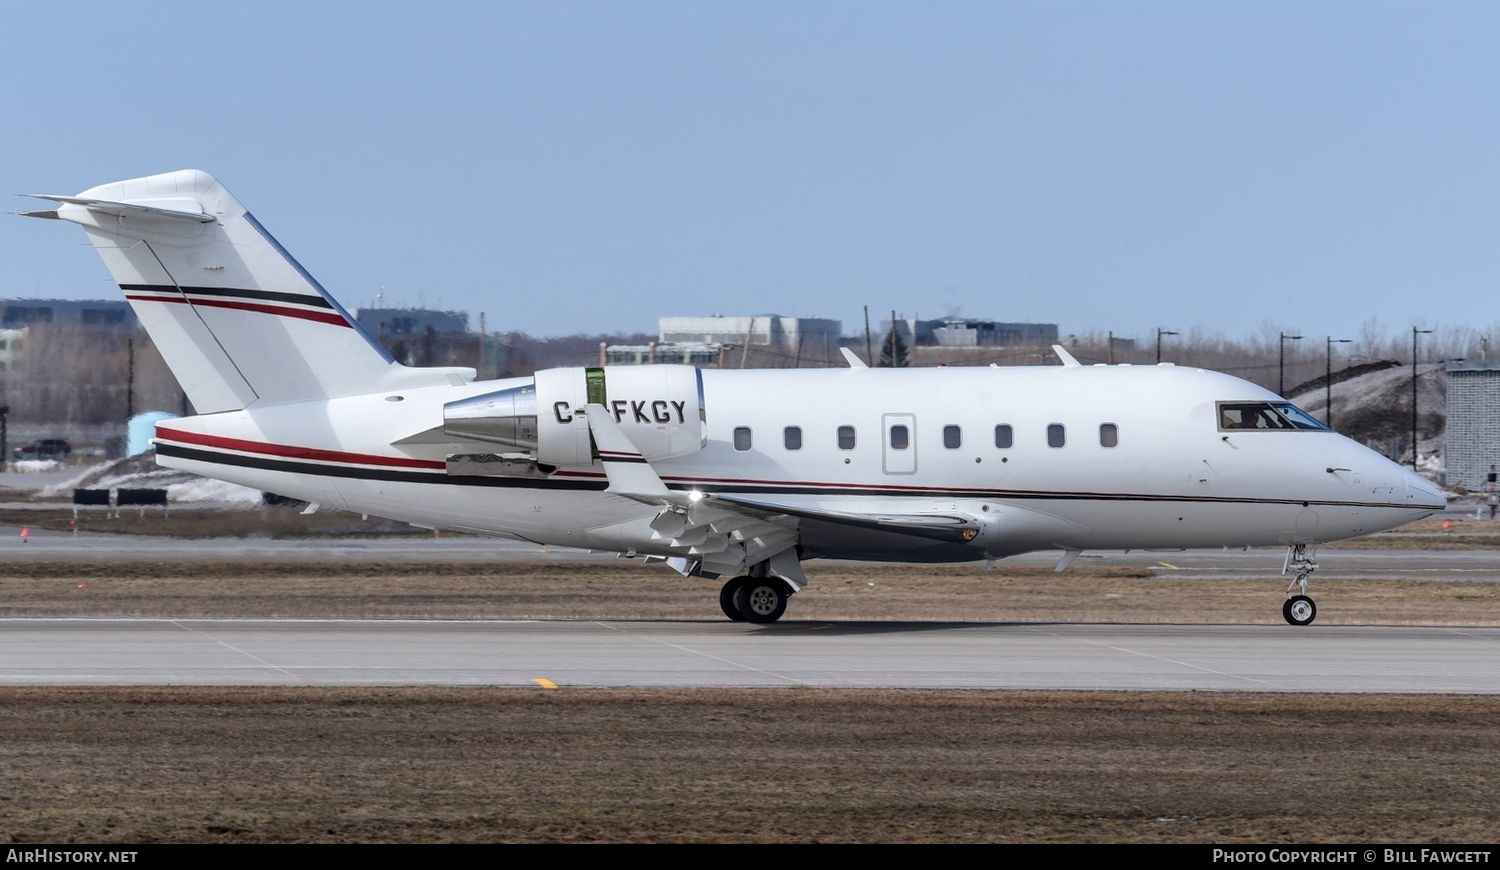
[3, 1, 1496, 342]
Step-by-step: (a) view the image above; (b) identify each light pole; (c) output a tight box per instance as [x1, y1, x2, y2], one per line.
[1412, 327, 1433, 468]
[1325, 337, 1351, 428]
[1156, 328, 1178, 364]
[125, 335, 135, 421]
[1279, 332, 1302, 396]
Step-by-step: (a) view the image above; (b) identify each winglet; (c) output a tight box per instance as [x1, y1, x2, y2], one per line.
[578, 403, 670, 498]
[839, 347, 868, 369]
[1052, 345, 1082, 367]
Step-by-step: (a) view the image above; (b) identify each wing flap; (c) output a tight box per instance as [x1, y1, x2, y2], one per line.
[706, 493, 981, 544]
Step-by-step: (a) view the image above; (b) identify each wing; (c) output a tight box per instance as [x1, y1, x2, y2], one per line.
[579, 404, 800, 580]
[578, 404, 983, 584]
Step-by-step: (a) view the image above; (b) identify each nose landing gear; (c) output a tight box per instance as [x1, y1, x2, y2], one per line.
[1282, 544, 1318, 626]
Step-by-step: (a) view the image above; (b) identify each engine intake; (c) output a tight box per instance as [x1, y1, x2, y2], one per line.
[443, 365, 706, 467]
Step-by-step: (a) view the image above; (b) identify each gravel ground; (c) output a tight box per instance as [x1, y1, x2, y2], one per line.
[1, 687, 1496, 844]
[2, 559, 1499, 625]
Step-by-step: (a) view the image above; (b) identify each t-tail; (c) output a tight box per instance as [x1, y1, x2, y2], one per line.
[22, 169, 471, 412]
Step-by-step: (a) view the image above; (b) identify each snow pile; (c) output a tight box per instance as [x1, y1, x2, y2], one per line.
[35, 455, 263, 505]
[12, 460, 62, 473]
[166, 477, 263, 505]
[37, 460, 140, 497]
[1290, 362, 1445, 423]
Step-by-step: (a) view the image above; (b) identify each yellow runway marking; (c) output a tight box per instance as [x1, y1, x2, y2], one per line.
[532, 678, 558, 690]
[1156, 561, 1179, 569]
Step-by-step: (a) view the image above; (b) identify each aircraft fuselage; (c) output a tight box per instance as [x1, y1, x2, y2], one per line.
[152, 363, 1441, 562]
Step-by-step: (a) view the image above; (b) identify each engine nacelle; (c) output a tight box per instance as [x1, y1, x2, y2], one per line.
[443, 365, 706, 467]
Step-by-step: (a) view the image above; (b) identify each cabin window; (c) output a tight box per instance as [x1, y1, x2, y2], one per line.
[1099, 423, 1119, 448]
[733, 427, 752, 451]
[838, 426, 856, 449]
[783, 426, 802, 450]
[1047, 423, 1066, 448]
[890, 425, 910, 450]
[943, 425, 961, 449]
[994, 424, 1013, 449]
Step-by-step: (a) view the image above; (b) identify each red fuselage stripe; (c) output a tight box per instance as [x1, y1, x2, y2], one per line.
[155, 427, 444, 469]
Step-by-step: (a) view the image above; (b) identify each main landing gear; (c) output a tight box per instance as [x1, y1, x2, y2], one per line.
[1282, 544, 1318, 626]
[719, 575, 793, 624]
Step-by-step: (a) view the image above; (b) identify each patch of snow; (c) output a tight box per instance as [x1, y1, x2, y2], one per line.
[89, 469, 180, 490]
[13, 460, 61, 473]
[166, 477, 263, 505]
[36, 461, 119, 496]
[35, 462, 125, 495]
[32, 457, 263, 506]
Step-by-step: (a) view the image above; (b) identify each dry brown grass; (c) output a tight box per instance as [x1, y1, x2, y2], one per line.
[0, 687, 1494, 844]
[3, 559, 1499, 626]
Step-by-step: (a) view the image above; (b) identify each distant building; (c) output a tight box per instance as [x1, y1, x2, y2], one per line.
[355, 307, 470, 340]
[604, 342, 723, 366]
[883, 316, 1059, 348]
[0, 300, 138, 386]
[352, 306, 509, 375]
[1444, 361, 1500, 490]
[930, 319, 1059, 347]
[659, 315, 842, 351]
[0, 328, 23, 374]
[0, 299, 136, 331]
[608, 315, 843, 366]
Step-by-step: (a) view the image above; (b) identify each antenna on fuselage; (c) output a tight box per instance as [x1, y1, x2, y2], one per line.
[1051, 345, 1082, 368]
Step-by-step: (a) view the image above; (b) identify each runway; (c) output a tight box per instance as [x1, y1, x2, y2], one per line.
[1, 618, 1495, 693]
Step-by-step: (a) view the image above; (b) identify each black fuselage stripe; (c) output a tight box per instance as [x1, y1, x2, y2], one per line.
[120, 284, 335, 309]
[157, 442, 1424, 510]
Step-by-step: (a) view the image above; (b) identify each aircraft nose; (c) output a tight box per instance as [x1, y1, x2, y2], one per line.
[1401, 467, 1446, 511]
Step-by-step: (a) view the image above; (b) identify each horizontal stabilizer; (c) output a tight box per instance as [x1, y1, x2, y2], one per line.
[24, 194, 215, 223]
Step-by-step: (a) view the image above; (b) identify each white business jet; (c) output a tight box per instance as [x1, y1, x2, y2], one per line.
[23, 170, 1444, 625]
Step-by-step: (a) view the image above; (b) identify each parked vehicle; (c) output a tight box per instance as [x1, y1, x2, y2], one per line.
[13, 438, 72, 460]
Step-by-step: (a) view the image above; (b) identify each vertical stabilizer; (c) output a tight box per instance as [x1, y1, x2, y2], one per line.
[24, 170, 458, 411]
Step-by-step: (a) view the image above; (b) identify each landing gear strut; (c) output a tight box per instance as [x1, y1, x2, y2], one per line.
[1281, 544, 1318, 626]
[718, 575, 793, 624]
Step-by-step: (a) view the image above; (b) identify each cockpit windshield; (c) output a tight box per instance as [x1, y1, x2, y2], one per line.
[1217, 401, 1328, 432]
